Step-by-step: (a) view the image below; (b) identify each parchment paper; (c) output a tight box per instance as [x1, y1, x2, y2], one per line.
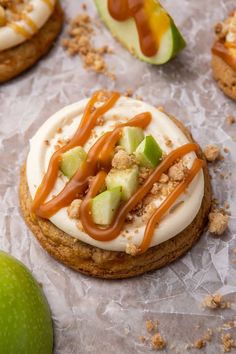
[0, 0, 236, 353]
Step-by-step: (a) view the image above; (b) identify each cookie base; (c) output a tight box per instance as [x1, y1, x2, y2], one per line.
[212, 54, 236, 101]
[0, 2, 63, 83]
[19, 116, 212, 279]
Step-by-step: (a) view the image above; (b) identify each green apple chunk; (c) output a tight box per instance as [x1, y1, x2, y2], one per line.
[106, 166, 139, 201]
[0, 251, 53, 354]
[92, 187, 122, 225]
[119, 127, 144, 154]
[135, 135, 162, 168]
[60, 146, 87, 179]
[94, 0, 186, 65]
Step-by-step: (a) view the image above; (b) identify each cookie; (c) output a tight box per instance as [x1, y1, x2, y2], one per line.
[19, 108, 212, 279]
[0, 2, 63, 83]
[212, 54, 236, 101]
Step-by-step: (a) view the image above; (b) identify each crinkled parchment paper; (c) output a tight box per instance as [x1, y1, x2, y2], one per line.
[0, 0, 236, 353]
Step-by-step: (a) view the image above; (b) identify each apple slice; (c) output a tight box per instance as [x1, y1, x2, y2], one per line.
[92, 186, 122, 225]
[60, 146, 87, 179]
[94, 0, 186, 64]
[106, 166, 139, 201]
[0, 251, 53, 354]
[135, 135, 162, 168]
[119, 127, 144, 154]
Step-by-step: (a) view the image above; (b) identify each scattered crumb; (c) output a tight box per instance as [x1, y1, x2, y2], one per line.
[62, 13, 115, 79]
[142, 203, 156, 222]
[151, 333, 166, 350]
[203, 293, 230, 309]
[204, 144, 220, 162]
[208, 211, 229, 235]
[226, 115, 235, 125]
[146, 319, 155, 333]
[112, 149, 135, 169]
[139, 336, 146, 343]
[159, 173, 169, 184]
[194, 338, 206, 349]
[124, 88, 133, 97]
[125, 242, 140, 256]
[67, 199, 82, 219]
[164, 135, 173, 148]
[221, 334, 236, 352]
[139, 167, 152, 184]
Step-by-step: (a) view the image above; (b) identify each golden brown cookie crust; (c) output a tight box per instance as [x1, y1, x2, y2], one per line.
[212, 54, 236, 101]
[0, 2, 63, 83]
[19, 115, 212, 279]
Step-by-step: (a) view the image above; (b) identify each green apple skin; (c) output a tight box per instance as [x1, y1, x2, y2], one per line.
[94, 0, 186, 65]
[0, 251, 53, 354]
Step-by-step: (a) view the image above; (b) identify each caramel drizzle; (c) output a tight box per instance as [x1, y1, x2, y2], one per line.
[108, 0, 158, 57]
[32, 92, 121, 214]
[212, 40, 236, 71]
[35, 112, 152, 218]
[32, 91, 204, 252]
[8, 22, 31, 39]
[22, 13, 38, 33]
[79, 144, 202, 252]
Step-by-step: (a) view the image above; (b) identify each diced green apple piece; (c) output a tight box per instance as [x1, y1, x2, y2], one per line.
[119, 127, 144, 154]
[135, 135, 162, 168]
[94, 0, 186, 65]
[92, 187, 122, 226]
[60, 146, 87, 179]
[106, 166, 139, 201]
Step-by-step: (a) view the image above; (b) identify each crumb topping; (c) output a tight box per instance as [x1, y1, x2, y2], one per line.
[215, 11, 236, 44]
[203, 293, 230, 309]
[204, 144, 220, 162]
[125, 242, 140, 256]
[0, 0, 33, 25]
[67, 199, 82, 219]
[168, 161, 185, 181]
[111, 149, 135, 170]
[62, 13, 115, 79]
[208, 211, 229, 235]
[221, 334, 236, 353]
[151, 333, 166, 350]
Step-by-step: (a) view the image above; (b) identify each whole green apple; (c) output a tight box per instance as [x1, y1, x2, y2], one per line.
[0, 251, 53, 354]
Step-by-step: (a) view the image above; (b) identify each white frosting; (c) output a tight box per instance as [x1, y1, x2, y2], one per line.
[26, 96, 205, 252]
[0, 0, 55, 51]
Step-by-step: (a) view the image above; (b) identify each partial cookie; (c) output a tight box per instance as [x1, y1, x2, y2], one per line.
[19, 111, 212, 279]
[211, 10, 236, 100]
[212, 54, 236, 101]
[0, 2, 63, 83]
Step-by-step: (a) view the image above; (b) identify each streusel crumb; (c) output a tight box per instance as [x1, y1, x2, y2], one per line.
[221, 334, 236, 352]
[112, 150, 135, 170]
[208, 211, 229, 235]
[125, 243, 140, 256]
[203, 293, 230, 309]
[151, 333, 166, 350]
[204, 144, 220, 162]
[168, 161, 185, 181]
[67, 199, 82, 219]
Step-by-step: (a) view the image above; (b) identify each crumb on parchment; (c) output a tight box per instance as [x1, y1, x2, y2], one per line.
[226, 115, 236, 125]
[208, 211, 229, 235]
[204, 144, 220, 162]
[62, 13, 115, 79]
[151, 333, 166, 350]
[221, 334, 236, 352]
[146, 319, 155, 332]
[203, 293, 230, 309]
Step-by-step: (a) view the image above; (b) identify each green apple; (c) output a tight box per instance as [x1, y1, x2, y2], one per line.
[94, 0, 186, 64]
[0, 251, 53, 354]
[92, 186, 122, 225]
[135, 135, 162, 168]
[119, 127, 144, 154]
[60, 146, 87, 179]
[106, 166, 139, 201]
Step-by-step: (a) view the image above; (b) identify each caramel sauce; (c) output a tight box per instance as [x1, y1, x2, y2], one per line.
[35, 112, 151, 218]
[212, 40, 236, 71]
[8, 22, 31, 39]
[22, 13, 38, 33]
[42, 0, 54, 11]
[32, 91, 204, 252]
[79, 143, 201, 249]
[32, 91, 120, 214]
[108, 0, 170, 57]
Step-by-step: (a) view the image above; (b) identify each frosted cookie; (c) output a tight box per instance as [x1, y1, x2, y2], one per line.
[0, 0, 63, 83]
[212, 10, 236, 100]
[19, 91, 212, 279]
[95, 0, 186, 65]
